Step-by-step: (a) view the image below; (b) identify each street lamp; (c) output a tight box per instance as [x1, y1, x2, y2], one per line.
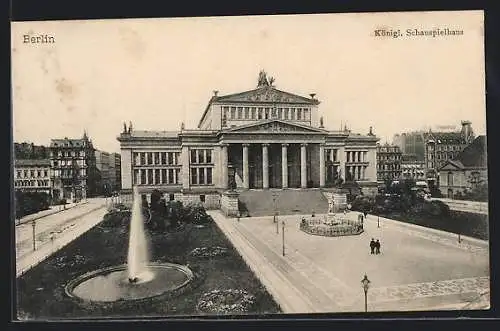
[377, 214, 380, 228]
[282, 220, 285, 256]
[272, 192, 279, 223]
[361, 274, 371, 312]
[31, 220, 36, 251]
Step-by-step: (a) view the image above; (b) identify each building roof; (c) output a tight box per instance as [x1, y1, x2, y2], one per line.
[15, 159, 51, 167]
[438, 135, 487, 170]
[130, 130, 179, 138]
[426, 131, 469, 144]
[50, 138, 89, 148]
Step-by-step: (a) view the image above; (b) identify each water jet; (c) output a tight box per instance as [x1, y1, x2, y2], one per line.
[65, 187, 194, 303]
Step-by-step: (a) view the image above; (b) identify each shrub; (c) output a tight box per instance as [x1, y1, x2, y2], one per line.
[15, 191, 51, 218]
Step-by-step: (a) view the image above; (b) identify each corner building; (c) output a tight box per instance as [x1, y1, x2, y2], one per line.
[118, 73, 379, 209]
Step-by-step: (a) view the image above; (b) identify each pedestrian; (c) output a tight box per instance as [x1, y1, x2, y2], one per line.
[370, 238, 375, 254]
[375, 239, 381, 254]
[364, 211, 368, 219]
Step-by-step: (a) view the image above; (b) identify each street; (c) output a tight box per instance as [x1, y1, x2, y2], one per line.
[15, 198, 108, 277]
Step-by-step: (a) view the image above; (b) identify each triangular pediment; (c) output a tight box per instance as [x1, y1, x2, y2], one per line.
[439, 160, 464, 171]
[225, 120, 327, 134]
[215, 86, 318, 105]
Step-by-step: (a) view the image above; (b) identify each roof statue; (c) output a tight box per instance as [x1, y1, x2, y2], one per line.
[257, 70, 270, 87]
[181, 122, 185, 130]
[268, 76, 275, 86]
[128, 121, 133, 133]
[319, 116, 324, 128]
[369, 126, 374, 136]
[123, 122, 127, 133]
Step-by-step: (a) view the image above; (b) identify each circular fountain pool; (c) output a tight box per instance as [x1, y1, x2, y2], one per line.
[65, 262, 194, 302]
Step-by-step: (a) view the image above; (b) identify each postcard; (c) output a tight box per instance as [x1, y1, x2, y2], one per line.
[11, 10, 489, 320]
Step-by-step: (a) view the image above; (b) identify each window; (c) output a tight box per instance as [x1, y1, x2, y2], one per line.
[303, 109, 309, 120]
[191, 168, 198, 184]
[284, 108, 289, 120]
[141, 170, 146, 185]
[251, 107, 256, 119]
[230, 107, 236, 119]
[31, 170, 35, 177]
[264, 108, 269, 119]
[258, 108, 263, 119]
[168, 169, 174, 184]
[161, 152, 167, 165]
[175, 169, 180, 184]
[297, 108, 302, 120]
[198, 150, 205, 164]
[200, 194, 206, 203]
[169, 193, 175, 201]
[155, 152, 160, 165]
[237, 107, 243, 119]
[199, 168, 205, 184]
[244, 107, 250, 119]
[271, 108, 276, 118]
[147, 153, 153, 165]
[207, 168, 212, 184]
[206, 150, 212, 163]
[161, 169, 167, 184]
[17, 171, 21, 178]
[155, 169, 160, 185]
[147, 169, 153, 185]
[278, 108, 283, 119]
[37, 170, 41, 177]
[168, 152, 174, 165]
[191, 150, 197, 163]
[290, 109, 295, 120]
[174, 152, 179, 165]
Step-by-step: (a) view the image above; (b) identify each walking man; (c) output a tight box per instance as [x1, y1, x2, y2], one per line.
[370, 238, 375, 254]
[375, 239, 381, 254]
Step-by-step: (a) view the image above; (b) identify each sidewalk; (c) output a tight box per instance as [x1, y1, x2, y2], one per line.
[16, 202, 107, 278]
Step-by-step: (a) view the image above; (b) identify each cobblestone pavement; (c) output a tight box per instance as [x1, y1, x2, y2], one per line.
[211, 210, 490, 313]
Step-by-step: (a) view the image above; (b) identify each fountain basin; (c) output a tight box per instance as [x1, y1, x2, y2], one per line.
[65, 262, 194, 302]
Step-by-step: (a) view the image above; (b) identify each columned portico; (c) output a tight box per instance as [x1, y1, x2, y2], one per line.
[262, 143, 269, 189]
[221, 143, 228, 189]
[300, 143, 307, 188]
[281, 143, 288, 189]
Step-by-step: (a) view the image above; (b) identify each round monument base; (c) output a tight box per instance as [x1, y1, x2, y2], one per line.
[299, 214, 363, 237]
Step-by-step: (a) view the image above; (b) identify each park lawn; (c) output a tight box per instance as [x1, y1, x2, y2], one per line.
[378, 210, 488, 240]
[16, 214, 281, 319]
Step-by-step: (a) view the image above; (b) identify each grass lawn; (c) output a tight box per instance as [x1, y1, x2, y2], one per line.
[16, 212, 281, 319]
[378, 210, 488, 240]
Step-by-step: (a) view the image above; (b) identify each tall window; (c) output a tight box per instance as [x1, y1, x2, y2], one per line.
[264, 108, 269, 119]
[140, 153, 146, 165]
[141, 169, 146, 185]
[161, 152, 167, 165]
[258, 108, 263, 119]
[190, 150, 197, 163]
[207, 168, 212, 184]
[244, 107, 250, 119]
[147, 153, 153, 165]
[290, 109, 295, 120]
[271, 108, 276, 118]
[155, 169, 160, 185]
[161, 169, 167, 184]
[168, 169, 174, 184]
[447, 171, 453, 186]
[251, 108, 256, 119]
[147, 169, 153, 184]
[303, 109, 309, 120]
[297, 108, 302, 120]
[278, 108, 283, 119]
[230, 107, 236, 119]
[237, 107, 243, 119]
[206, 150, 212, 163]
[284, 108, 289, 120]
[191, 168, 198, 184]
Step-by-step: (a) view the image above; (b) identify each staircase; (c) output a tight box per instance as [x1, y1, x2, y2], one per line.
[238, 189, 329, 217]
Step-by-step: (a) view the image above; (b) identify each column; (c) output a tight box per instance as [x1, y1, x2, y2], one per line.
[319, 144, 325, 188]
[281, 143, 288, 189]
[301, 143, 307, 188]
[181, 146, 190, 190]
[221, 144, 228, 189]
[160, 168, 163, 184]
[242, 143, 249, 189]
[262, 143, 269, 189]
[146, 169, 150, 185]
[338, 146, 346, 181]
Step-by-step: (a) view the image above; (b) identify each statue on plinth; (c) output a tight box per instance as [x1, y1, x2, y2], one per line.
[328, 197, 335, 214]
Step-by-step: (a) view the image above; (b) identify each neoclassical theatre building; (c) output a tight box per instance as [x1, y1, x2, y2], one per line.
[118, 72, 379, 211]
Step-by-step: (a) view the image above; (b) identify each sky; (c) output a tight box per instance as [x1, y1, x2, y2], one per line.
[11, 11, 486, 153]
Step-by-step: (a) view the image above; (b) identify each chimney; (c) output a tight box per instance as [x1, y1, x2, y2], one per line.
[310, 93, 316, 100]
[213, 90, 219, 97]
[461, 120, 472, 139]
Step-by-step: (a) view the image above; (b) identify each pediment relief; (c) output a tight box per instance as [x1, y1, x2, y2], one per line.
[227, 121, 324, 134]
[217, 87, 316, 104]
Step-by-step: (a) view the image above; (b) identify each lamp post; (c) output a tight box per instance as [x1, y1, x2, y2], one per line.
[31, 220, 36, 251]
[377, 214, 380, 228]
[282, 220, 285, 256]
[361, 274, 371, 312]
[272, 192, 279, 223]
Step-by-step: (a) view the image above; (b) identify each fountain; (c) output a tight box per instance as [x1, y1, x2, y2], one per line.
[65, 186, 194, 303]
